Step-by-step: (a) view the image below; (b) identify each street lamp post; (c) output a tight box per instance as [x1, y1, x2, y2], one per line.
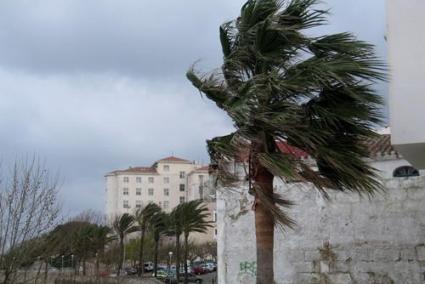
[168, 251, 173, 284]
[61, 255, 64, 273]
[71, 254, 74, 277]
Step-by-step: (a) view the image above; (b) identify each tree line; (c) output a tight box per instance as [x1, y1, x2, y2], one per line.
[2, 197, 212, 284]
[112, 200, 212, 283]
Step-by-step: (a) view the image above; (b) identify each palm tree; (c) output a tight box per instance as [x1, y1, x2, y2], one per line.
[150, 210, 168, 278]
[91, 225, 116, 278]
[112, 213, 136, 276]
[180, 200, 212, 284]
[135, 203, 161, 277]
[168, 204, 184, 283]
[187, 0, 385, 282]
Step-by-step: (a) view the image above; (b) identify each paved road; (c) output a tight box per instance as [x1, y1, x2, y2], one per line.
[199, 272, 217, 284]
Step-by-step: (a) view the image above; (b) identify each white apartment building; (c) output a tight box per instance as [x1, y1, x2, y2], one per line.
[387, 0, 425, 168]
[105, 156, 216, 243]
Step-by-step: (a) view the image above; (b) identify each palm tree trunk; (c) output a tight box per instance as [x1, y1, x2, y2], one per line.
[96, 252, 100, 279]
[117, 238, 124, 276]
[82, 257, 87, 276]
[154, 237, 159, 278]
[44, 258, 49, 282]
[138, 228, 145, 277]
[184, 234, 189, 284]
[254, 163, 275, 284]
[175, 234, 181, 283]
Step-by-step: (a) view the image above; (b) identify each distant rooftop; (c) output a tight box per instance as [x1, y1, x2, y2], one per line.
[106, 155, 207, 176]
[156, 156, 192, 164]
[106, 166, 158, 176]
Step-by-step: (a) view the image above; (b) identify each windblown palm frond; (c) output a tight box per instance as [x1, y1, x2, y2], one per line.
[112, 213, 136, 238]
[135, 203, 161, 276]
[187, 0, 386, 227]
[187, 1, 385, 282]
[177, 200, 213, 283]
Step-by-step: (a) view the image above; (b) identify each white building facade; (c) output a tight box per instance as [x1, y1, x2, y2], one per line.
[105, 156, 216, 243]
[387, 0, 425, 168]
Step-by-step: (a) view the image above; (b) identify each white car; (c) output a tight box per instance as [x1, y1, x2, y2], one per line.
[144, 262, 154, 272]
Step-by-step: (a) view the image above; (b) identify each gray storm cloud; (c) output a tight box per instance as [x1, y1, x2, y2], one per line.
[0, 0, 387, 215]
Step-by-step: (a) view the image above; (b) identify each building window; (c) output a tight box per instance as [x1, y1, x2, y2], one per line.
[213, 210, 217, 222]
[123, 188, 129, 195]
[148, 188, 154, 196]
[136, 200, 142, 209]
[214, 229, 217, 237]
[148, 177, 154, 183]
[123, 176, 129, 183]
[179, 171, 185, 178]
[164, 188, 169, 196]
[393, 166, 420, 178]
[136, 177, 142, 183]
[163, 165, 170, 172]
[179, 184, 185, 192]
[136, 188, 142, 196]
[164, 177, 170, 184]
[163, 201, 169, 209]
[198, 175, 204, 183]
[179, 196, 185, 204]
[123, 200, 130, 209]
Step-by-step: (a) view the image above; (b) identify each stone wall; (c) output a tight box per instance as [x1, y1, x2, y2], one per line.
[217, 175, 425, 284]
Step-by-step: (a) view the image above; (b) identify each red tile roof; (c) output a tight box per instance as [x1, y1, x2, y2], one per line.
[276, 141, 309, 159]
[108, 166, 158, 175]
[157, 156, 192, 163]
[234, 134, 399, 162]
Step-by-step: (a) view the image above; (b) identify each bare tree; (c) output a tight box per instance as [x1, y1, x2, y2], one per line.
[0, 158, 61, 283]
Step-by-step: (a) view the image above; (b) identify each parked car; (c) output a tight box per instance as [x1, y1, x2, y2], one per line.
[163, 272, 203, 283]
[153, 268, 169, 279]
[191, 265, 205, 275]
[144, 262, 154, 272]
[204, 262, 216, 272]
[124, 266, 137, 275]
[184, 266, 193, 274]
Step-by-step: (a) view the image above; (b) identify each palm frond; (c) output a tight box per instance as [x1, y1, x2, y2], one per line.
[187, 0, 386, 231]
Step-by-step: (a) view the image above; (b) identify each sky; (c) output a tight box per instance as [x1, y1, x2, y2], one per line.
[0, 0, 387, 216]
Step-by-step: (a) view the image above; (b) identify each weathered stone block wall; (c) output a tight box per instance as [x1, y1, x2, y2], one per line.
[217, 176, 425, 284]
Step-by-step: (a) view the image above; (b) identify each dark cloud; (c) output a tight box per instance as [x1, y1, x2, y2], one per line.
[0, 0, 387, 215]
[0, 0, 244, 77]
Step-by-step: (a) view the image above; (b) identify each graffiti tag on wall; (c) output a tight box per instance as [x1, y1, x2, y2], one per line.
[239, 261, 256, 277]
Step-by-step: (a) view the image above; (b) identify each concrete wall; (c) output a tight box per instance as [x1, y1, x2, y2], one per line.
[387, 0, 425, 168]
[217, 164, 425, 283]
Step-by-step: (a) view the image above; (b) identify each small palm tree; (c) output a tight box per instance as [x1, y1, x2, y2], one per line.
[91, 225, 116, 278]
[135, 203, 161, 277]
[112, 213, 136, 276]
[168, 205, 185, 282]
[150, 210, 168, 278]
[187, 0, 385, 282]
[180, 200, 212, 284]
